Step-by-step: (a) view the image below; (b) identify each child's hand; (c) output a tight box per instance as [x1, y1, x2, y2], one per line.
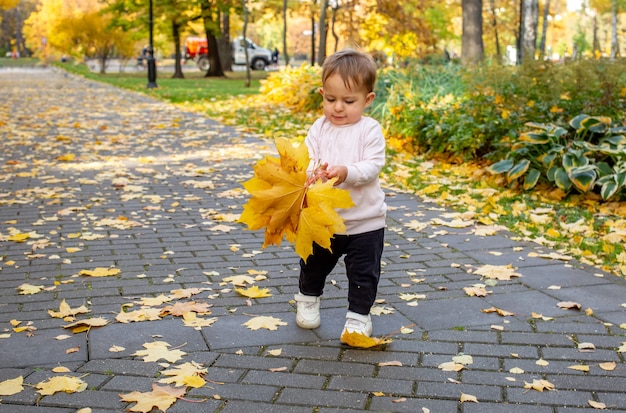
[306, 162, 328, 186]
[324, 165, 348, 185]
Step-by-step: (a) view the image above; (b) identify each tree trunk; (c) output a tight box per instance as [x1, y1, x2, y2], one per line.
[201, 0, 225, 77]
[242, 0, 251, 87]
[461, 0, 484, 65]
[488, 0, 500, 59]
[331, 4, 339, 52]
[282, 0, 290, 66]
[538, 0, 550, 59]
[520, 0, 538, 63]
[610, 0, 619, 59]
[172, 20, 184, 79]
[317, 0, 328, 65]
[310, 0, 316, 65]
[218, 11, 232, 71]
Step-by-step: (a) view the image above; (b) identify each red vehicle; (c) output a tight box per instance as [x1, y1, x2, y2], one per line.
[184, 37, 210, 70]
[184, 36, 272, 71]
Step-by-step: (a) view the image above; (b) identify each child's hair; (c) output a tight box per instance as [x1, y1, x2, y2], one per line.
[322, 49, 377, 93]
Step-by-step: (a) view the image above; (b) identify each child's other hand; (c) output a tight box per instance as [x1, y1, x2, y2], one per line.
[324, 166, 348, 185]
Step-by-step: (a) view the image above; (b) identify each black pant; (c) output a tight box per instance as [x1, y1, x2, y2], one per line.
[299, 228, 384, 315]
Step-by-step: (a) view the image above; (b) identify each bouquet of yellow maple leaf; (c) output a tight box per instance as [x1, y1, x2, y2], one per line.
[239, 137, 354, 261]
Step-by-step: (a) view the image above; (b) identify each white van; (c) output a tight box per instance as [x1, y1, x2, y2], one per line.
[231, 37, 272, 70]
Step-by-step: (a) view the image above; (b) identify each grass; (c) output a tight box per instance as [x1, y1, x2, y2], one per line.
[58, 61, 266, 103]
[0, 57, 41, 68]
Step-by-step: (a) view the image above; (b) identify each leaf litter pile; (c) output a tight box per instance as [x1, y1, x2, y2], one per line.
[1, 72, 625, 411]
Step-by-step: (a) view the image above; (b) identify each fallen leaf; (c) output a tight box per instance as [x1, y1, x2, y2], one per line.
[0, 376, 24, 396]
[438, 361, 465, 372]
[181, 312, 218, 329]
[17, 283, 45, 295]
[119, 383, 186, 413]
[48, 299, 90, 318]
[161, 301, 212, 316]
[79, 267, 121, 277]
[52, 366, 71, 373]
[340, 330, 392, 349]
[588, 400, 607, 409]
[235, 285, 272, 298]
[158, 361, 207, 388]
[116, 308, 162, 323]
[578, 342, 596, 352]
[267, 348, 283, 356]
[36, 376, 88, 396]
[243, 316, 287, 331]
[523, 379, 555, 392]
[599, 362, 616, 371]
[460, 393, 479, 403]
[536, 359, 549, 367]
[63, 317, 109, 332]
[378, 361, 403, 367]
[132, 341, 186, 363]
[463, 285, 491, 297]
[568, 364, 590, 372]
[473, 264, 521, 280]
[269, 366, 288, 372]
[558, 301, 582, 310]
[481, 306, 515, 316]
[509, 367, 525, 374]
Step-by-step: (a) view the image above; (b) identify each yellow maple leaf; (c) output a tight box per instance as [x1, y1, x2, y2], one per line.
[181, 312, 218, 329]
[79, 267, 121, 277]
[7, 233, 29, 242]
[473, 264, 521, 280]
[48, 299, 90, 319]
[0, 376, 24, 396]
[523, 379, 555, 392]
[35, 376, 87, 396]
[239, 137, 354, 261]
[158, 361, 208, 388]
[119, 383, 186, 413]
[340, 330, 392, 349]
[132, 341, 186, 363]
[116, 308, 162, 323]
[17, 283, 45, 295]
[235, 285, 272, 298]
[243, 315, 288, 331]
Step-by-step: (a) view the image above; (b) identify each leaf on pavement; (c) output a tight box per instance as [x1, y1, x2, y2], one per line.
[523, 379, 555, 392]
[460, 393, 479, 403]
[340, 331, 392, 349]
[132, 341, 186, 363]
[239, 137, 354, 261]
[438, 361, 465, 372]
[161, 301, 212, 317]
[119, 383, 186, 413]
[235, 285, 272, 298]
[0, 376, 24, 396]
[48, 299, 90, 319]
[243, 316, 287, 331]
[463, 285, 492, 297]
[481, 306, 515, 317]
[17, 283, 45, 295]
[223, 275, 257, 286]
[472, 264, 521, 280]
[558, 301, 582, 310]
[116, 308, 162, 323]
[158, 361, 208, 388]
[181, 312, 218, 329]
[63, 317, 109, 332]
[35, 376, 88, 396]
[79, 267, 121, 277]
[588, 400, 607, 409]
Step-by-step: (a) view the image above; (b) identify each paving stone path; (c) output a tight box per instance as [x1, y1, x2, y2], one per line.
[0, 68, 625, 413]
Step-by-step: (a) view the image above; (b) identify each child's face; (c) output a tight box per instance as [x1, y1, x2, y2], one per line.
[320, 73, 375, 126]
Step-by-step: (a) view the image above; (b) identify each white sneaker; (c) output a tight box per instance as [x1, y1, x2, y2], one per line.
[294, 293, 321, 329]
[341, 311, 372, 339]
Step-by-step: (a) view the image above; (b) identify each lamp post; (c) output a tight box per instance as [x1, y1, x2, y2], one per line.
[147, 0, 158, 88]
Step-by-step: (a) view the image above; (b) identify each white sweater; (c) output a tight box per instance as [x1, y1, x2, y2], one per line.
[305, 115, 387, 235]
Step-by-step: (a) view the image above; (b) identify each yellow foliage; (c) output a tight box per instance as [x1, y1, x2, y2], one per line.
[340, 330, 392, 348]
[240, 137, 354, 261]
